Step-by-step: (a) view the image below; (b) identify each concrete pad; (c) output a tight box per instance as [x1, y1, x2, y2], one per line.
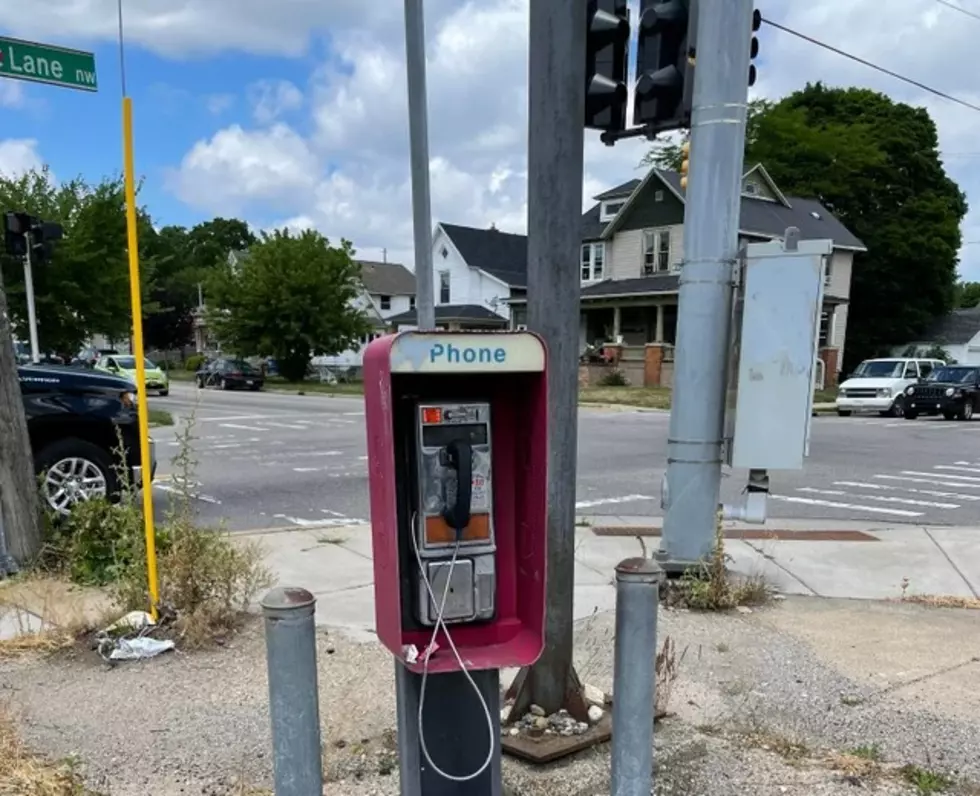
[312, 583, 376, 642]
[720, 539, 818, 596]
[923, 527, 980, 596]
[575, 558, 612, 587]
[756, 527, 971, 600]
[574, 528, 647, 577]
[0, 606, 43, 641]
[757, 597, 980, 723]
[255, 529, 375, 594]
[0, 576, 115, 630]
[574, 583, 616, 622]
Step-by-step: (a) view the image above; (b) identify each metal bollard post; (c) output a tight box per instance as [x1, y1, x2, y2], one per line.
[262, 587, 324, 796]
[610, 557, 664, 796]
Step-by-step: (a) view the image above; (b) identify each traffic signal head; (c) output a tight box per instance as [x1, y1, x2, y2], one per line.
[585, 0, 631, 132]
[4, 211, 31, 257]
[633, 0, 696, 132]
[749, 8, 761, 87]
[679, 140, 691, 189]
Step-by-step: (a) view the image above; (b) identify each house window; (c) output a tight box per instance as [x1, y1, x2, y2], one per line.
[824, 255, 833, 287]
[410, 296, 416, 310]
[581, 242, 605, 282]
[379, 295, 391, 310]
[440, 246, 449, 259]
[643, 229, 671, 275]
[599, 200, 625, 222]
[654, 190, 664, 202]
[439, 271, 451, 304]
[744, 182, 759, 196]
[819, 311, 831, 347]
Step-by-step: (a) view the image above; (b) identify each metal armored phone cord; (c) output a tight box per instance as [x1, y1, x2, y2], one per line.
[409, 511, 496, 783]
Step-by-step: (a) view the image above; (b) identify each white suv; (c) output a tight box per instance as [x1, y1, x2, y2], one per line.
[836, 358, 945, 418]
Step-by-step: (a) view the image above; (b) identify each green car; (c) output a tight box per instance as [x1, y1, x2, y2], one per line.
[95, 354, 170, 396]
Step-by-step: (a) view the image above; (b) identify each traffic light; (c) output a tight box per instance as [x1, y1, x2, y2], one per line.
[32, 220, 64, 263]
[633, 0, 696, 132]
[679, 140, 691, 189]
[585, 0, 631, 132]
[3, 211, 31, 257]
[749, 8, 761, 87]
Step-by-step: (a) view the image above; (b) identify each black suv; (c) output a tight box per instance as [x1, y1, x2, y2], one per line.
[904, 365, 980, 421]
[19, 364, 158, 514]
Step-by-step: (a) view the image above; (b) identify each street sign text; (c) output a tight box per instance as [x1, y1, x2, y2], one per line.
[0, 37, 97, 92]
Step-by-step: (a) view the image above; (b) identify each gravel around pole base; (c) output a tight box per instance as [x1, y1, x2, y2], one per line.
[0, 598, 978, 795]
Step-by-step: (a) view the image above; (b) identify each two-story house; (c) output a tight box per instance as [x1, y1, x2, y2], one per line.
[385, 222, 521, 330]
[506, 163, 865, 387]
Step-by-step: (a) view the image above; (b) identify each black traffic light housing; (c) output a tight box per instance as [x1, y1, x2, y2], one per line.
[585, 0, 631, 133]
[633, 0, 697, 133]
[749, 8, 761, 87]
[3, 211, 64, 261]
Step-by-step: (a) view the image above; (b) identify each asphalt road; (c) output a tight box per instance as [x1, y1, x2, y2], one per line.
[147, 383, 980, 531]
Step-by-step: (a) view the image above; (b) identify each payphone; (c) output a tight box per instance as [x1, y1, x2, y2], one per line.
[364, 331, 549, 788]
[413, 401, 496, 627]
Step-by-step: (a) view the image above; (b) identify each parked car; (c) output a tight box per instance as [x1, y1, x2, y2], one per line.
[18, 364, 157, 515]
[95, 354, 170, 396]
[904, 365, 980, 421]
[835, 358, 945, 418]
[195, 357, 264, 391]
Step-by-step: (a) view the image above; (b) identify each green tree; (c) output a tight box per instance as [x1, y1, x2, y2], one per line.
[205, 228, 370, 381]
[743, 84, 967, 368]
[143, 218, 256, 351]
[955, 281, 980, 309]
[0, 167, 161, 356]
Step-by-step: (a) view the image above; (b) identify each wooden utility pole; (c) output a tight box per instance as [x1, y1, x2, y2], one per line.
[0, 265, 41, 567]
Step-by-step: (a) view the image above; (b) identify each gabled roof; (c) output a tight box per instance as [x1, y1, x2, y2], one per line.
[386, 304, 508, 325]
[439, 223, 528, 288]
[920, 306, 980, 345]
[741, 163, 790, 206]
[358, 260, 415, 295]
[594, 179, 641, 200]
[599, 167, 866, 251]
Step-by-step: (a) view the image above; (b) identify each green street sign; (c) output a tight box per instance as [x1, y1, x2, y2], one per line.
[0, 36, 97, 92]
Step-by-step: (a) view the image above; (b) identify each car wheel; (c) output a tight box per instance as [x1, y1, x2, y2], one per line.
[960, 402, 974, 421]
[836, 409, 852, 417]
[34, 438, 119, 516]
[220, 377, 229, 390]
[888, 397, 905, 418]
[943, 411, 956, 421]
[904, 411, 918, 420]
[197, 376, 205, 388]
[159, 389, 169, 397]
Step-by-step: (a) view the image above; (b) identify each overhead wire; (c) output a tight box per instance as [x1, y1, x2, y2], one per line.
[934, 0, 980, 23]
[761, 17, 980, 115]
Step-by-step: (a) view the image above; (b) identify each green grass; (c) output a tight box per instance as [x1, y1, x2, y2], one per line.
[148, 408, 174, 427]
[579, 385, 672, 410]
[814, 388, 838, 404]
[900, 764, 953, 795]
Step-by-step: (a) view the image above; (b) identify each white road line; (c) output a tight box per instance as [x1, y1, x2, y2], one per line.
[212, 443, 244, 449]
[903, 470, 980, 483]
[934, 465, 980, 475]
[262, 422, 309, 430]
[153, 483, 221, 505]
[796, 487, 958, 509]
[574, 494, 656, 509]
[770, 495, 922, 517]
[875, 474, 980, 489]
[220, 423, 268, 432]
[273, 514, 368, 527]
[344, 411, 365, 416]
[835, 480, 980, 502]
[320, 509, 347, 517]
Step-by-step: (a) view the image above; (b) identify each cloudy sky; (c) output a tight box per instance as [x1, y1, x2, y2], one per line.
[1, 0, 979, 278]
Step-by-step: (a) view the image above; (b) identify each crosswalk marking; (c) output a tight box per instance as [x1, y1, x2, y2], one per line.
[875, 474, 980, 489]
[220, 423, 267, 431]
[835, 481, 980, 502]
[795, 487, 958, 509]
[770, 494, 922, 517]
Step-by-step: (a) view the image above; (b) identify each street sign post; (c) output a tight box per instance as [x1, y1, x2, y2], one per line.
[0, 36, 97, 92]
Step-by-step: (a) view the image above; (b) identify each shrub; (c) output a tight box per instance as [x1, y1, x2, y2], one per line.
[598, 368, 629, 387]
[185, 354, 206, 372]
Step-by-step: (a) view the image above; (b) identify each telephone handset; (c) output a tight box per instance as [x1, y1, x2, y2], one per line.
[440, 439, 472, 533]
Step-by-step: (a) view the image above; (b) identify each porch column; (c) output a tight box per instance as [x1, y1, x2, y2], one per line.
[655, 303, 664, 342]
[613, 306, 622, 342]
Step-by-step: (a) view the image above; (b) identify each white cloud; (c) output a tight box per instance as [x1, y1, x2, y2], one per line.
[0, 139, 45, 179]
[248, 80, 303, 125]
[159, 0, 980, 279]
[206, 93, 236, 115]
[0, 80, 25, 108]
[166, 124, 320, 216]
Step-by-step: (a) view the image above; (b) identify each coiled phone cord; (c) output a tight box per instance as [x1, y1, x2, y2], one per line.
[409, 513, 496, 783]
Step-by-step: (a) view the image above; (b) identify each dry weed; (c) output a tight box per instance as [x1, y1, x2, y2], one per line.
[655, 635, 687, 718]
[0, 705, 96, 795]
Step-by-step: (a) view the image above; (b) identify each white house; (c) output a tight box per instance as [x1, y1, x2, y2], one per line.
[895, 306, 980, 365]
[385, 222, 523, 330]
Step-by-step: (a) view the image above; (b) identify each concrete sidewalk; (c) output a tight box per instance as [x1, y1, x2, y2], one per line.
[243, 515, 980, 637]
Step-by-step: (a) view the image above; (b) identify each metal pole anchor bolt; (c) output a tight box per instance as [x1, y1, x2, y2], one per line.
[610, 557, 665, 796]
[262, 587, 324, 796]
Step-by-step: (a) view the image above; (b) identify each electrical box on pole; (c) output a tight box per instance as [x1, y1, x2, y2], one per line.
[724, 230, 833, 472]
[585, 0, 631, 132]
[633, 0, 696, 132]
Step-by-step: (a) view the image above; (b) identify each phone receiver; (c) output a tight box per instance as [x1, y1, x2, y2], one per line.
[441, 439, 472, 533]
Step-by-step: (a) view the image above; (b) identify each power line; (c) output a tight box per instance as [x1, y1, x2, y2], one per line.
[935, 0, 980, 23]
[761, 17, 980, 115]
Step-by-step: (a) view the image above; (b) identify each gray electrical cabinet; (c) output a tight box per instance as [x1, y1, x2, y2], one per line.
[724, 231, 832, 471]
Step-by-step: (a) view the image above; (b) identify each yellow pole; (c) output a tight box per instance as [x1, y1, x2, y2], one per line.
[122, 96, 160, 621]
